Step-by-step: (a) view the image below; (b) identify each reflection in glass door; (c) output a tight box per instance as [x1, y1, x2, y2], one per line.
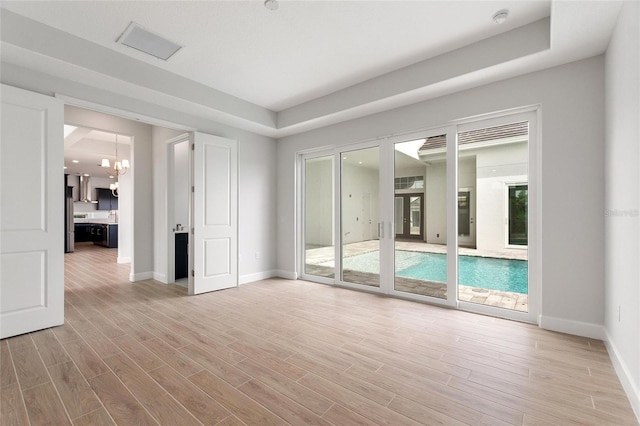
[341, 146, 380, 287]
[395, 194, 423, 239]
[457, 120, 529, 312]
[393, 135, 448, 300]
[303, 155, 335, 278]
[508, 184, 528, 246]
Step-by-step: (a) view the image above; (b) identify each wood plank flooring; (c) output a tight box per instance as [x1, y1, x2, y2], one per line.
[1, 242, 637, 425]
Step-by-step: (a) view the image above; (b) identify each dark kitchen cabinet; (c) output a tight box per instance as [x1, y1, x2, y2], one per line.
[97, 188, 118, 211]
[93, 223, 118, 248]
[74, 223, 92, 242]
[175, 232, 188, 279]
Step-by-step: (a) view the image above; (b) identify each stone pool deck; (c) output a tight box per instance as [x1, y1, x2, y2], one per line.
[304, 240, 529, 312]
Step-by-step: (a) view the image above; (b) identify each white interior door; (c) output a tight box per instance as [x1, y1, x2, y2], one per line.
[1, 84, 64, 338]
[190, 132, 238, 295]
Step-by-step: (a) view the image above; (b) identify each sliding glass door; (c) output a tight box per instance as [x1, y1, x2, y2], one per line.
[392, 131, 453, 302]
[340, 146, 381, 288]
[302, 154, 335, 279]
[456, 116, 534, 316]
[300, 111, 537, 322]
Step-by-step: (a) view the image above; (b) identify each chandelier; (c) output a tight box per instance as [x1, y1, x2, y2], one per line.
[101, 134, 129, 197]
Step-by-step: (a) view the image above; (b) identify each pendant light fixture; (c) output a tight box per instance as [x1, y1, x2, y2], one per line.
[101, 133, 129, 197]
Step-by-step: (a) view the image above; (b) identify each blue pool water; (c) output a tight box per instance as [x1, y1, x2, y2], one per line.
[339, 250, 528, 294]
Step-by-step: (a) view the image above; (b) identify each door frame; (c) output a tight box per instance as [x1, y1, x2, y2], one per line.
[394, 193, 424, 239]
[57, 93, 197, 285]
[165, 133, 191, 286]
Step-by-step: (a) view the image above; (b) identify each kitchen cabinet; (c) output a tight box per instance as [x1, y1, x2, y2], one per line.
[75, 222, 118, 247]
[74, 223, 92, 242]
[92, 223, 118, 248]
[175, 232, 188, 279]
[96, 188, 118, 211]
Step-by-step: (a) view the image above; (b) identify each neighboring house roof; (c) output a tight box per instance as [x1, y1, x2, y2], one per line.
[419, 121, 528, 152]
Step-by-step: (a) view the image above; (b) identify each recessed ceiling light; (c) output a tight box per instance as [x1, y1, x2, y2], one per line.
[492, 9, 509, 24]
[264, 0, 279, 11]
[358, 161, 363, 165]
[72, 160, 79, 163]
[63, 166, 68, 169]
[118, 22, 182, 61]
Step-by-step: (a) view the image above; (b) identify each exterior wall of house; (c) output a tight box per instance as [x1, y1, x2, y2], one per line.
[475, 142, 528, 251]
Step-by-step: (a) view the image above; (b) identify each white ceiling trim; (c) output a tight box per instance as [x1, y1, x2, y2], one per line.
[0, 2, 622, 139]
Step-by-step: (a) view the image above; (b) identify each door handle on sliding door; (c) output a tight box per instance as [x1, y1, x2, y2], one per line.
[378, 222, 384, 239]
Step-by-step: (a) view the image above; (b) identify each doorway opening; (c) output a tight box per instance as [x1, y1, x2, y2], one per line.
[166, 134, 191, 288]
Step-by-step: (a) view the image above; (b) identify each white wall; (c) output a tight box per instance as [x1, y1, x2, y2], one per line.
[475, 142, 527, 251]
[278, 55, 606, 336]
[604, 0, 640, 419]
[425, 161, 446, 244]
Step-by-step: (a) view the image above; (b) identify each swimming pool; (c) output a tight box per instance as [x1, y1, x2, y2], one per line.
[338, 250, 528, 294]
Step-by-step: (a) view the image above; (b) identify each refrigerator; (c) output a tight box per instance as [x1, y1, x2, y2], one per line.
[65, 185, 74, 253]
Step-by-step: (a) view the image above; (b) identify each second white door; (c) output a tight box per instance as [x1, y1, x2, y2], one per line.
[191, 132, 238, 295]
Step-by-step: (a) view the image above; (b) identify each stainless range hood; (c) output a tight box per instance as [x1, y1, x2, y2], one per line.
[79, 175, 98, 203]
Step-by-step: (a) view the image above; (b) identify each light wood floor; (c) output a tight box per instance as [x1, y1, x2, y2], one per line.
[1, 243, 637, 425]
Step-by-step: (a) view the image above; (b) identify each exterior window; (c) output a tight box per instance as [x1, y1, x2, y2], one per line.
[394, 176, 424, 190]
[508, 185, 528, 246]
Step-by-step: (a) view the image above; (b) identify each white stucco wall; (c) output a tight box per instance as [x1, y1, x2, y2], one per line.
[475, 142, 528, 251]
[425, 161, 447, 244]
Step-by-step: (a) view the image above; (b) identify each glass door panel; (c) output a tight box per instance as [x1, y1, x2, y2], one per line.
[457, 121, 529, 312]
[393, 136, 447, 299]
[303, 155, 335, 278]
[340, 147, 380, 287]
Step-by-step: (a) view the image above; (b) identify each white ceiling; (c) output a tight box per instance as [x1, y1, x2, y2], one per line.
[0, 1, 623, 138]
[64, 127, 131, 177]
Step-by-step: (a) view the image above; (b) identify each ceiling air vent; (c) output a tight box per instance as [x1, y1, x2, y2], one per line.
[117, 22, 182, 61]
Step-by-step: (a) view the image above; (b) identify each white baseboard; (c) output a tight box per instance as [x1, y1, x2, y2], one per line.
[274, 270, 297, 280]
[239, 270, 278, 285]
[605, 330, 640, 423]
[153, 272, 168, 284]
[117, 256, 131, 264]
[538, 315, 605, 340]
[129, 271, 153, 282]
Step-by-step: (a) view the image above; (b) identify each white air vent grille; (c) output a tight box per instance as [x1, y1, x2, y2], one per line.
[117, 22, 182, 61]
